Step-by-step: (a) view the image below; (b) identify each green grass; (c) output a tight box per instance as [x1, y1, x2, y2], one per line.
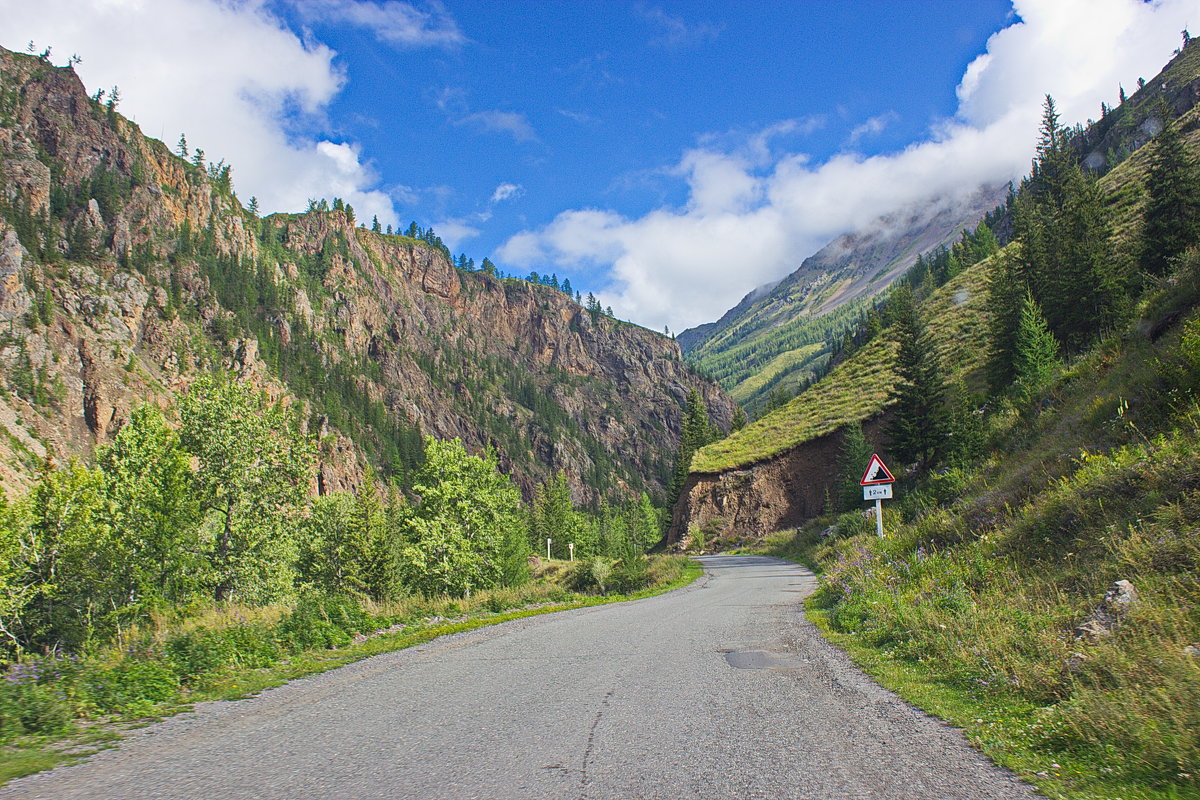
[739, 278, 1200, 799]
[0, 747, 69, 785]
[728, 342, 825, 404]
[693, 260, 997, 473]
[0, 556, 702, 786]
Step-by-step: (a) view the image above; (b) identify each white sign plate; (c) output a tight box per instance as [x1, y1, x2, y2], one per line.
[864, 484, 893, 500]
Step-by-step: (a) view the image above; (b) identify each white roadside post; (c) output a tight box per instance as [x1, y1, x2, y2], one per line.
[860, 453, 896, 538]
[568, 542, 575, 562]
[547, 538, 552, 560]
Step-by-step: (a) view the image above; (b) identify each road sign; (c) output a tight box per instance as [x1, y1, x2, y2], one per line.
[860, 454, 895, 485]
[863, 484, 892, 500]
[860, 453, 895, 538]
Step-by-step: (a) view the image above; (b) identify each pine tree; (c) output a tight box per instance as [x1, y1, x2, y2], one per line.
[533, 472, 573, 558]
[986, 251, 1027, 394]
[834, 423, 874, 511]
[1141, 113, 1200, 276]
[885, 285, 948, 469]
[1053, 165, 1125, 347]
[1012, 291, 1059, 408]
[668, 390, 717, 507]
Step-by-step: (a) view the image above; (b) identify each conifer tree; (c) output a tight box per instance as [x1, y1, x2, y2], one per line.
[834, 423, 874, 511]
[1141, 113, 1200, 276]
[986, 252, 1027, 394]
[1013, 291, 1059, 408]
[885, 285, 948, 469]
[668, 389, 717, 507]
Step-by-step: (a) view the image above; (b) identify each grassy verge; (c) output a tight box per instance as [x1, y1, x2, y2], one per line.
[0, 555, 701, 785]
[746, 420, 1200, 800]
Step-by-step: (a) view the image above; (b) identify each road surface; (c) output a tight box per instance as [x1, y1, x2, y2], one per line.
[1, 555, 1034, 799]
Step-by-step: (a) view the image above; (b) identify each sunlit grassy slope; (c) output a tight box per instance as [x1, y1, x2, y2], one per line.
[692, 260, 996, 473]
[693, 49, 1200, 476]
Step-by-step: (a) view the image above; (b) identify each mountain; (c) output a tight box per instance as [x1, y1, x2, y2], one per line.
[680, 185, 1007, 412]
[0, 46, 736, 503]
[669, 36, 1200, 546]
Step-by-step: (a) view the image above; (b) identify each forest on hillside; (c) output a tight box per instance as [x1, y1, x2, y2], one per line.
[750, 64, 1200, 798]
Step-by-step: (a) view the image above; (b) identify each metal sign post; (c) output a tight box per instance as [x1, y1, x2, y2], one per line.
[547, 538, 552, 560]
[568, 542, 575, 562]
[860, 454, 896, 538]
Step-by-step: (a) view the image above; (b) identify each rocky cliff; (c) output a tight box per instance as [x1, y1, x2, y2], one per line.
[0, 47, 735, 502]
[667, 415, 889, 547]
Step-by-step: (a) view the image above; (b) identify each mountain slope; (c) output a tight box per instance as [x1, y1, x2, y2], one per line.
[670, 36, 1200, 544]
[681, 185, 1006, 411]
[0, 47, 736, 502]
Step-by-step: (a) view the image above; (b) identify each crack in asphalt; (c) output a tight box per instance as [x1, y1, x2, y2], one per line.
[579, 687, 616, 799]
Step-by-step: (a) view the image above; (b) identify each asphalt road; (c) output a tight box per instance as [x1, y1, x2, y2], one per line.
[1, 555, 1035, 799]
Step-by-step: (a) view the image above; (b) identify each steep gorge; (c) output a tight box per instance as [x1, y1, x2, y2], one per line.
[0, 47, 735, 502]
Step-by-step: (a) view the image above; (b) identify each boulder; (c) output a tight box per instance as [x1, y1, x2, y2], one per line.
[1073, 579, 1138, 641]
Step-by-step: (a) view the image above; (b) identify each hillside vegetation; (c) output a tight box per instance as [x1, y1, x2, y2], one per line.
[732, 37, 1200, 800]
[681, 186, 1005, 415]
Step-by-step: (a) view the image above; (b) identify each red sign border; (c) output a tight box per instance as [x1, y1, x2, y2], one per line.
[860, 453, 896, 485]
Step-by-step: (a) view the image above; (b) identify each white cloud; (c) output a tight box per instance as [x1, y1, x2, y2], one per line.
[848, 111, 899, 144]
[455, 110, 538, 143]
[291, 0, 464, 48]
[1, 0, 400, 226]
[499, 0, 1195, 332]
[431, 219, 481, 251]
[490, 182, 523, 204]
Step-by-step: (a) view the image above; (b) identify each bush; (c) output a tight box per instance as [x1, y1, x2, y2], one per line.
[165, 623, 281, 683]
[86, 658, 179, 713]
[0, 659, 76, 740]
[608, 556, 650, 594]
[565, 557, 613, 594]
[274, 595, 370, 653]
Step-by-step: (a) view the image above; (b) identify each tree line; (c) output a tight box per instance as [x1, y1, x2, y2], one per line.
[880, 93, 1199, 476]
[0, 378, 665, 660]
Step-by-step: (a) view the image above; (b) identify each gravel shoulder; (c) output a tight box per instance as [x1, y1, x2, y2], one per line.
[0, 555, 1036, 800]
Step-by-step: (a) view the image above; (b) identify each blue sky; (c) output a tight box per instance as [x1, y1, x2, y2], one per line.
[1, 1, 1194, 329]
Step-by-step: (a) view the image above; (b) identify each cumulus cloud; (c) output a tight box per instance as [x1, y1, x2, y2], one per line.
[291, 0, 465, 48]
[0, 0, 418, 226]
[499, 0, 1194, 332]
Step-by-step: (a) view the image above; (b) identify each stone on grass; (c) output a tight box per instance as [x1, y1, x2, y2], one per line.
[1073, 579, 1138, 642]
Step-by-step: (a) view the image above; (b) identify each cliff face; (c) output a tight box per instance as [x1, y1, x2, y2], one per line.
[0, 48, 735, 502]
[666, 416, 887, 547]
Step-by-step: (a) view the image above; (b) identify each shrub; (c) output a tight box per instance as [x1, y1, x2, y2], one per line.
[608, 556, 650, 594]
[274, 595, 370, 653]
[85, 658, 179, 713]
[0, 659, 76, 740]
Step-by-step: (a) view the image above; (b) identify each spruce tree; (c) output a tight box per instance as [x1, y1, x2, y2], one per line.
[986, 251, 1027, 394]
[1013, 291, 1059, 409]
[668, 390, 717, 507]
[834, 423, 874, 511]
[1054, 165, 1125, 347]
[1141, 114, 1200, 276]
[885, 285, 948, 469]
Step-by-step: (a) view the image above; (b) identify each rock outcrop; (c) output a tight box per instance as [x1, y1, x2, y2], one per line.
[667, 416, 888, 547]
[0, 46, 735, 502]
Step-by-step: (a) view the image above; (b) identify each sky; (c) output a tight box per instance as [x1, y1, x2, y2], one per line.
[0, 0, 1194, 331]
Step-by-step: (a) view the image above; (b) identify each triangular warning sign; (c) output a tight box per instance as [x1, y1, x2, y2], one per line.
[860, 453, 896, 485]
